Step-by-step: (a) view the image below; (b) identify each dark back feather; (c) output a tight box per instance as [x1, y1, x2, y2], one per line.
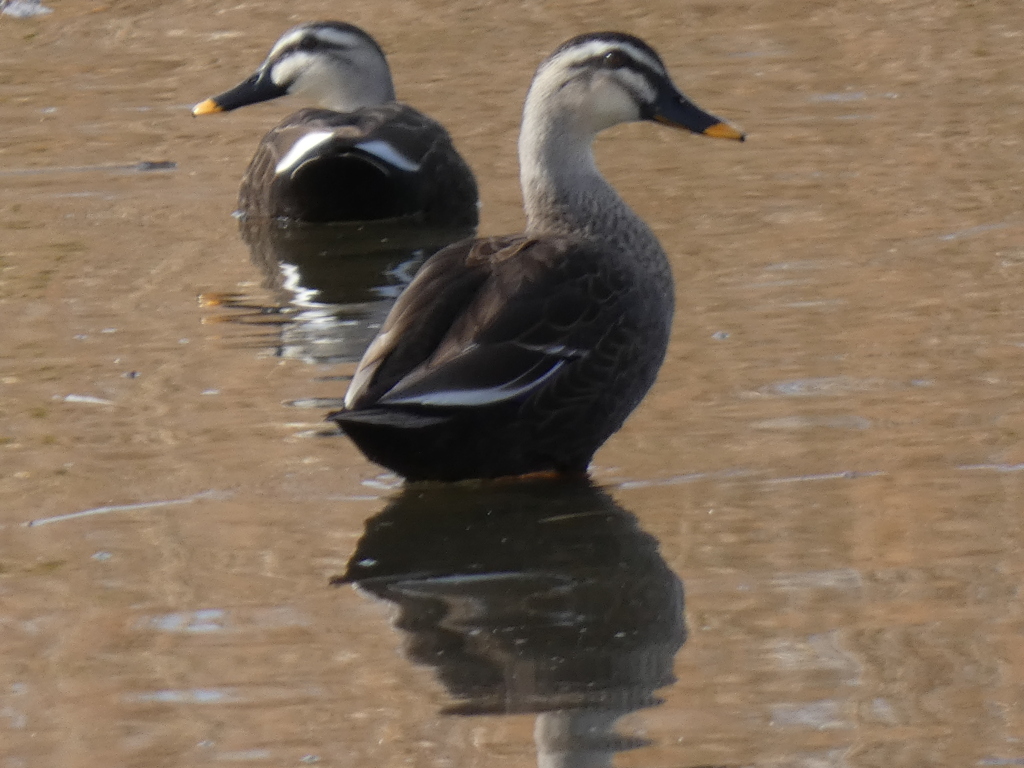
[238, 103, 478, 226]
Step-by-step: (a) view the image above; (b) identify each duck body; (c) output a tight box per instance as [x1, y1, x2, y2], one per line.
[239, 103, 478, 224]
[330, 32, 744, 481]
[334, 232, 673, 480]
[194, 22, 478, 227]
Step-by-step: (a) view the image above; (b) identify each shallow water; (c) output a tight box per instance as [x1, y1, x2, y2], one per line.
[3, 0, 1024, 766]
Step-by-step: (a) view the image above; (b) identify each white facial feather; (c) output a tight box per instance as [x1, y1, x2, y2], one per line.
[613, 68, 657, 105]
[545, 39, 666, 80]
[267, 29, 305, 60]
[266, 34, 394, 109]
[269, 51, 315, 88]
[525, 40, 668, 135]
[267, 25, 365, 60]
[309, 27, 365, 49]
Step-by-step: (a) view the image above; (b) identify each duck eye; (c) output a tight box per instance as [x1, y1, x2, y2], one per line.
[298, 35, 318, 51]
[602, 50, 627, 69]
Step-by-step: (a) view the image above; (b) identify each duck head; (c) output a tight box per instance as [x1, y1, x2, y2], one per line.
[192, 21, 397, 116]
[521, 31, 745, 142]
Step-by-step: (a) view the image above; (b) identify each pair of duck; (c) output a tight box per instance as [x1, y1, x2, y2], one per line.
[194, 22, 744, 482]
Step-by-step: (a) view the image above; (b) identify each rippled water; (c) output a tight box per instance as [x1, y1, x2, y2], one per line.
[3, 0, 1024, 766]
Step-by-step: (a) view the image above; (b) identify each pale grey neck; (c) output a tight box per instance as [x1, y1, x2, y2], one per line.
[313, 76, 394, 112]
[289, 56, 396, 112]
[318, 93, 386, 110]
[518, 106, 660, 256]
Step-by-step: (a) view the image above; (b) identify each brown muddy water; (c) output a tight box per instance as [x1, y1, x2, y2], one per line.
[2, 0, 1024, 766]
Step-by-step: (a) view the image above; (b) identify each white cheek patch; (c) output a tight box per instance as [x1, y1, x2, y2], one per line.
[355, 140, 420, 172]
[615, 68, 657, 105]
[269, 52, 314, 87]
[275, 131, 335, 175]
[584, 71, 646, 129]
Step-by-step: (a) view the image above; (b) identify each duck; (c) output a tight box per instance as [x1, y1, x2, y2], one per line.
[192, 21, 479, 226]
[329, 32, 744, 481]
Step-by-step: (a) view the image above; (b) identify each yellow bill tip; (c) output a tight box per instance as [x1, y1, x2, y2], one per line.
[703, 121, 745, 141]
[191, 98, 224, 117]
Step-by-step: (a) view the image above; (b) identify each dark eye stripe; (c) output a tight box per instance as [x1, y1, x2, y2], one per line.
[277, 39, 351, 62]
[573, 52, 663, 86]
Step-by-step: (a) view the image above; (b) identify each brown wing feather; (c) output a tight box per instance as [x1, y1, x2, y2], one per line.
[345, 233, 642, 412]
[239, 103, 477, 225]
[344, 235, 525, 408]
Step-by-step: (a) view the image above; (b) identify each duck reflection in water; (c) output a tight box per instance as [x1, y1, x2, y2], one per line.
[204, 217, 474, 365]
[334, 480, 685, 767]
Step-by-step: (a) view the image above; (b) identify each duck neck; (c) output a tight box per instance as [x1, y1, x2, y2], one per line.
[315, 75, 394, 112]
[290, 56, 396, 112]
[518, 105, 658, 255]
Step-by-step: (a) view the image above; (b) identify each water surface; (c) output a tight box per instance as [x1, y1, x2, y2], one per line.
[2, 1, 1024, 766]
